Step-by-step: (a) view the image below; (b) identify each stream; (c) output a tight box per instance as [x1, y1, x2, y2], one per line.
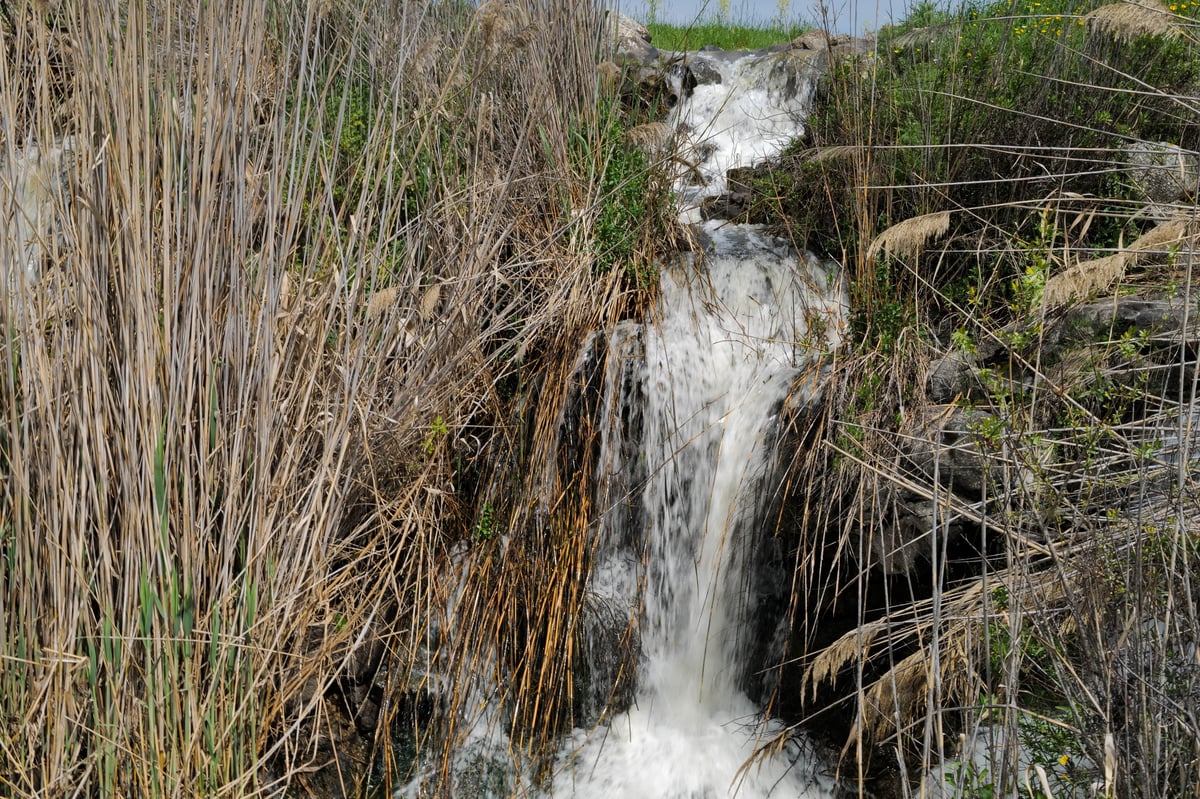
[401, 46, 846, 799]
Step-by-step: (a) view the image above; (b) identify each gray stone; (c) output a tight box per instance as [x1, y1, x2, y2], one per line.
[874, 497, 971, 575]
[904, 405, 996, 497]
[927, 350, 986, 403]
[700, 191, 752, 221]
[791, 30, 855, 50]
[1048, 294, 1199, 346]
[1124, 141, 1199, 206]
[672, 55, 722, 88]
[607, 11, 658, 66]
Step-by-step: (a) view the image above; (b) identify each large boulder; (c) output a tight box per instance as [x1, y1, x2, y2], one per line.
[607, 11, 658, 66]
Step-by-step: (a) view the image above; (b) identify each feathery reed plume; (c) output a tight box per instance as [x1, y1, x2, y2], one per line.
[1086, 0, 1180, 41]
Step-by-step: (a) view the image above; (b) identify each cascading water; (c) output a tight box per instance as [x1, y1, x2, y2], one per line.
[552, 50, 845, 797]
[399, 45, 846, 799]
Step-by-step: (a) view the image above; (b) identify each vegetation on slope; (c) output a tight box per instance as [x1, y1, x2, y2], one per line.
[646, 19, 807, 50]
[0, 1, 672, 796]
[747, 0, 1200, 796]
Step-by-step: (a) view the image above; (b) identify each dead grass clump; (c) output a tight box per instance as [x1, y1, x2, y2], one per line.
[1042, 218, 1195, 307]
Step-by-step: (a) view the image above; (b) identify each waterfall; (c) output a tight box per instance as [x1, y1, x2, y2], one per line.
[398, 46, 846, 799]
[552, 51, 844, 797]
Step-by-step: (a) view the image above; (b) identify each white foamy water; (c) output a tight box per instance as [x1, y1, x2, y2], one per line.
[668, 50, 819, 220]
[399, 44, 845, 799]
[550, 47, 842, 799]
[553, 223, 842, 798]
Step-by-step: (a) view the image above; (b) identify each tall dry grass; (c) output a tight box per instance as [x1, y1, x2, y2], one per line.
[0, 0, 651, 795]
[771, 2, 1200, 796]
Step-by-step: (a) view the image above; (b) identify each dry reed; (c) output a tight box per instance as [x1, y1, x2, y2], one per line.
[0, 0, 647, 795]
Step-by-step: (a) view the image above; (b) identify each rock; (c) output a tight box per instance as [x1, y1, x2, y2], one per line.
[872, 496, 968, 575]
[679, 55, 722, 86]
[607, 11, 658, 66]
[662, 55, 723, 103]
[927, 350, 987, 403]
[791, 30, 856, 50]
[1124, 141, 1199, 206]
[904, 405, 997, 498]
[792, 29, 830, 50]
[700, 191, 752, 221]
[1047, 294, 1199, 346]
[622, 64, 674, 109]
[726, 166, 759, 193]
[742, 48, 830, 101]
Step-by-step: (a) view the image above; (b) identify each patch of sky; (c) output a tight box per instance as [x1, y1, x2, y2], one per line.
[619, 0, 910, 34]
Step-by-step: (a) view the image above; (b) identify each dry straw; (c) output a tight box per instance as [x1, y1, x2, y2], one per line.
[0, 0, 636, 795]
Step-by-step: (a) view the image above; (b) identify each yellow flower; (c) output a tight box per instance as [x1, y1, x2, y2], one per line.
[1058, 755, 1070, 766]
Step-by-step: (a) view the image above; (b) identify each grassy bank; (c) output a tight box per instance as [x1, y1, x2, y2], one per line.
[646, 18, 807, 50]
[744, 0, 1200, 795]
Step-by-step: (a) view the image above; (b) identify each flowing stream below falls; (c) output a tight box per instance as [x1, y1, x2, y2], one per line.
[401, 47, 847, 798]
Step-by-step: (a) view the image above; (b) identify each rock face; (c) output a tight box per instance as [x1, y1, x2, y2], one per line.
[904, 405, 997, 498]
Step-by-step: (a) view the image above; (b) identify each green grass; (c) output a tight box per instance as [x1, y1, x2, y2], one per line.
[646, 19, 807, 51]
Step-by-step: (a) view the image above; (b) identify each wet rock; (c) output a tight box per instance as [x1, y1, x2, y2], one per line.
[700, 191, 752, 221]
[669, 54, 722, 87]
[744, 48, 830, 100]
[726, 165, 763, 193]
